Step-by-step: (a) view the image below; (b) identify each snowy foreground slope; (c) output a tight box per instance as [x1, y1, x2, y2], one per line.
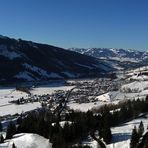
[82, 117, 148, 148]
[107, 117, 148, 148]
[0, 133, 52, 148]
[1, 117, 147, 148]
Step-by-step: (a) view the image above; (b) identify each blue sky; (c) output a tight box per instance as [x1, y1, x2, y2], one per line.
[0, 0, 148, 50]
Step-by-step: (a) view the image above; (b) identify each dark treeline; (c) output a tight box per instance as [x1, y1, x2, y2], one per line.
[5, 109, 111, 148]
[4, 95, 148, 148]
[95, 95, 148, 126]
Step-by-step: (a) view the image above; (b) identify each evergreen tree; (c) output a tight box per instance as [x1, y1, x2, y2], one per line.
[102, 126, 112, 144]
[6, 122, 16, 139]
[0, 134, 4, 143]
[130, 126, 139, 148]
[16, 116, 22, 125]
[0, 121, 2, 132]
[12, 143, 16, 148]
[100, 109, 112, 144]
[138, 121, 144, 137]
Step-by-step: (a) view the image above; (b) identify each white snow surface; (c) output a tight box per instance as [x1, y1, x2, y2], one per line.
[75, 63, 94, 69]
[83, 117, 148, 148]
[62, 71, 76, 78]
[0, 85, 73, 116]
[21, 63, 63, 80]
[107, 117, 148, 148]
[0, 88, 27, 106]
[129, 75, 148, 80]
[68, 102, 106, 112]
[0, 87, 40, 116]
[15, 71, 35, 81]
[0, 35, 7, 39]
[30, 85, 74, 96]
[0, 102, 40, 116]
[52, 121, 72, 128]
[48, 72, 63, 78]
[0, 133, 52, 148]
[0, 45, 21, 60]
[15, 69, 62, 81]
[121, 81, 148, 93]
[23, 63, 52, 78]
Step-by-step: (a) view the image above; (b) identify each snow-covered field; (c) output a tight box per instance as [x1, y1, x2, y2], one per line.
[0, 88, 35, 116]
[0, 102, 40, 116]
[0, 84, 74, 116]
[30, 85, 74, 96]
[0, 133, 52, 148]
[68, 102, 106, 112]
[121, 81, 148, 93]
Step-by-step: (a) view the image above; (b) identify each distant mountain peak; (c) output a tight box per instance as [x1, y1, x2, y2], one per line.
[69, 47, 148, 61]
[68, 47, 148, 70]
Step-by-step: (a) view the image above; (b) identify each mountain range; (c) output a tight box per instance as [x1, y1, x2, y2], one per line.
[69, 48, 148, 69]
[0, 35, 114, 83]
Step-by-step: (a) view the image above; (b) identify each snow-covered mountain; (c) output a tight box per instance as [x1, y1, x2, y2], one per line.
[69, 48, 148, 62]
[0, 35, 114, 83]
[69, 48, 148, 70]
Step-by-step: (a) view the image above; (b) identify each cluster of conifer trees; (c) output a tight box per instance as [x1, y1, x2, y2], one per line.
[3, 109, 111, 148]
[97, 95, 148, 126]
[130, 121, 144, 148]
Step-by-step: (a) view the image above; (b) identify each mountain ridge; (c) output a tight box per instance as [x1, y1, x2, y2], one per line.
[0, 35, 114, 83]
[68, 48, 148, 69]
[68, 48, 148, 61]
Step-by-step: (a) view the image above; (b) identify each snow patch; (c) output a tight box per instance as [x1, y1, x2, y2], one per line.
[23, 63, 50, 78]
[0, 133, 52, 148]
[48, 72, 63, 79]
[0, 45, 21, 60]
[14, 71, 35, 81]
[121, 81, 148, 93]
[75, 63, 94, 69]
[23, 63, 63, 79]
[62, 72, 76, 78]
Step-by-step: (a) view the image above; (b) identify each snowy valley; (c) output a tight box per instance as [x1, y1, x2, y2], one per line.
[0, 64, 147, 147]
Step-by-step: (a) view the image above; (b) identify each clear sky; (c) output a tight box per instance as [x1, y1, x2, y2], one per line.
[0, 0, 148, 50]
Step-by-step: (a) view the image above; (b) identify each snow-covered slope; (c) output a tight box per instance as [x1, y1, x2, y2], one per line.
[107, 117, 148, 148]
[0, 133, 52, 148]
